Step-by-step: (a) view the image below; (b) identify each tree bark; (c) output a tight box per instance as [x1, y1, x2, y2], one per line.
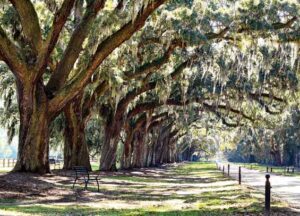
[121, 124, 134, 170]
[132, 130, 146, 168]
[100, 118, 121, 171]
[13, 81, 50, 174]
[63, 97, 91, 170]
[100, 135, 118, 171]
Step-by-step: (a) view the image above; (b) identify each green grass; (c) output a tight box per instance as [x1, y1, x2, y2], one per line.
[232, 162, 300, 177]
[0, 204, 291, 216]
[0, 204, 286, 216]
[101, 175, 159, 182]
[0, 162, 293, 216]
[0, 167, 13, 173]
[91, 161, 99, 171]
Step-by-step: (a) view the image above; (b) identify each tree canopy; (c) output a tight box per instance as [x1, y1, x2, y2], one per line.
[0, 0, 299, 173]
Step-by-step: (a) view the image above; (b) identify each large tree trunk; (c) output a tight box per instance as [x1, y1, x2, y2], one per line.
[63, 99, 91, 170]
[14, 81, 50, 174]
[149, 132, 159, 167]
[144, 141, 151, 167]
[154, 126, 171, 165]
[100, 136, 118, 171]
[100, 120, 121, 171]
[159, 139, 169, 164]
[121, 125, 134, 170]
[169, 140, 176, 163]
[132, 130, 146, 168]
[121, 146, 133, 169]
[145, 135, 157, 167]
[270, 137, 282, 166]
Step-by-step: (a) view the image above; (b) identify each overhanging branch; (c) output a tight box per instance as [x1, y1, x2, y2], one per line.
[9, 0, 43, 53]
[0, 26, 27, 79]
[38, 0, 76, 75]
[49, 0, 166, 113]
[46, 0, 106, 97]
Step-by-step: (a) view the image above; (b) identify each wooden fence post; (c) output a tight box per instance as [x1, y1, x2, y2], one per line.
[238, 166, 241, 185]
[265, 174, 271, 215]
[228, 164, 230, 176]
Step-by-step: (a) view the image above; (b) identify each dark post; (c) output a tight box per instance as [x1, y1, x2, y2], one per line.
[270, 167, 273, 173]
[266, 166, 269, 173]
[228, 164, 230, 176]
[223, 165, 225, 175]
[287, 167, 289, 173]
[292, 167, 295, 173]
[265, 174, 271, 214]
[238, 166, 241, 185]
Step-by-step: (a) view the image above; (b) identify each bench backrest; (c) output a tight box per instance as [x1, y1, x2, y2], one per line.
[49, 159, 56, 164]
[73, 166, 89, 177]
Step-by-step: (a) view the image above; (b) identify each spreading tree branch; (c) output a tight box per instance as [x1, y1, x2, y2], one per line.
[46, 0, 106, 96]
[202, 102, 254, 122]
[0, 26, 27, 79]
[124, 39, 183, 80]
[49, 0, 167, 113]
[9, 0, 43, 53]
[37, 0, 76, 75]
[83, 80, 109, 116]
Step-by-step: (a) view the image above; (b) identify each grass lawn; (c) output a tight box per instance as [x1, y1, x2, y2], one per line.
[91, 161, 99, 171]
[231, 162, 300, 177]
[0, 162, 295, 215]
[0, 167, 13, 173]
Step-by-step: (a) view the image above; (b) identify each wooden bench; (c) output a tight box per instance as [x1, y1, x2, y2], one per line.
[285, 166, 295, 173]
[49, 158, 58, 169]
[72, 166, 100, 192]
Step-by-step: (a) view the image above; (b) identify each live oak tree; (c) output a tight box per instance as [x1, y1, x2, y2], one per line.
[60, 5, 234, 171]
[0, 0, 167, 173]
[0, 0, 299, 173]
[93, 0, 299, 171]
[228, 105, 300, 166]
[118, 33, 299, 168]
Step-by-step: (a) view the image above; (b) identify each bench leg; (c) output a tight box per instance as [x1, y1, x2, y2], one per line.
[84, 180, 88, 190]
[72, 178, 77, 189]
[96, 179, 100, 192]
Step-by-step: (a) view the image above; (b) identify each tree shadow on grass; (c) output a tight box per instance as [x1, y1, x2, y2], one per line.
[0, 172, 59, 199]
[32, 180, 257, 205]
[78, 185, 251, 203]
[0, 202, 297, 216]
[0, 162, 297, 215]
